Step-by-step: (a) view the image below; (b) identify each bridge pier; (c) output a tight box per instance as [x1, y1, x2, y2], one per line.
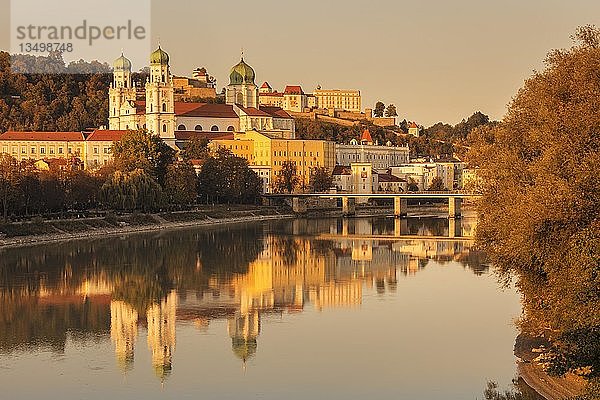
[448, 197, 462, 219]
[394, 218, 409, 237]
[448, 218, 463, 238]
[341, 196, 356, 216]
[394, 197, 408, 218]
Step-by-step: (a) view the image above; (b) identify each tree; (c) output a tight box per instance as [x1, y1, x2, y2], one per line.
[373, 101, 385, 118]
[469, 26, 600, 380]
[0, 154, 19, 221]
[428, 176, 445, 191]
[181, 137, 209, 162]
[197, 149, 262, 204]
[112, 130, 175, 187]
[407, 178, 419, 192]
[309, 167, 333, 193]
[385, 104, 398, 117]
[273, 161, 300, 194]
[165, 161, 198, 206]
[101, 169, 163, 212]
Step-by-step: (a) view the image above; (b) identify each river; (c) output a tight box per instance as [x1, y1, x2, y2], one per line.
[0, 215, 522, 399]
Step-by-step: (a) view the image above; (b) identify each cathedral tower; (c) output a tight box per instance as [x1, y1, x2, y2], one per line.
[145, 46, 176, 146]
[109, 53, 136, 130]
[226, 57, 258, 108]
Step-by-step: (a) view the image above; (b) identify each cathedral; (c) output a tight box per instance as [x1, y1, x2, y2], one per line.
[108, 47, 295, 148]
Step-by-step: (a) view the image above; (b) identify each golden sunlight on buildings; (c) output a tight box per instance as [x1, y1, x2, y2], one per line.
[110, 300, 139, 372]
[146, 291, 178, 380]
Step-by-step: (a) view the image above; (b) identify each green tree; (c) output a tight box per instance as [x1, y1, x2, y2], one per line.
[112, 130, 175, 187]
[373, 101, 385, 117]
[309, 167, 333, 193]
[197, 149, 262, 204]
[165, 161, 198, 206]
[101, 169, 163, 212]
[385, 104, 398, 117]
[407, 178, 419, 192]
[181, 137, 209, 162]
[0, 154, 19, 221]
[273, 161, 300, 194]
[470, 25, 600, 380]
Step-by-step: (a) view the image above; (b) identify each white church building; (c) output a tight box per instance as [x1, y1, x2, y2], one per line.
[108, 47, 295, 148]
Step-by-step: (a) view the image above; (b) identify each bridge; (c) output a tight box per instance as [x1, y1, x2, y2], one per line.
[265, 191, 481, 218]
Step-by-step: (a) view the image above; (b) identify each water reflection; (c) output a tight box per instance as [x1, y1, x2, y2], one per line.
[0, 217, 486, 381]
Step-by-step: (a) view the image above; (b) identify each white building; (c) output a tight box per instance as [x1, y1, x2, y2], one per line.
[109, 49, 295, 149]
[335, 129, 410, 171]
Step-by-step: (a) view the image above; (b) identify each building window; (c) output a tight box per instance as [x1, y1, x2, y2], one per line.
[163, 124, 167, 133]
[93, 147, 99, 154]
[227, 126, 235, 131]
[211, 125, 219, 131]
[195, 125, 202, 131]
[58, 148, 63, 154]
[162, 103, 167, 112]
[178, 124, 186, 131]
[31, 147, 36, 154]
[49, 148, 54, 154]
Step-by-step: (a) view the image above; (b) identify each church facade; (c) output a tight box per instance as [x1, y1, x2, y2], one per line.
[108, 47, 295, 148]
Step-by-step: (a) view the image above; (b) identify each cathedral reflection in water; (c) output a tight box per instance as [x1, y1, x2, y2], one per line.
[0, 217, 484, 381]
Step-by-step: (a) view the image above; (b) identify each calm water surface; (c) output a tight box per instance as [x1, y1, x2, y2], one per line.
[0, 216, 521, 399]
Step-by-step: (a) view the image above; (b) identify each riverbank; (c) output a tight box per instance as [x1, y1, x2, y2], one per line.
[514, 334, 587, 399]
[0, 206, 294, 249]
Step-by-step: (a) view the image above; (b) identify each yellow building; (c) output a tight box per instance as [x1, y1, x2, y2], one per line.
[0, 130, 124, 170]
[210, 130, 336, 189]
[314, 88, 361, 112]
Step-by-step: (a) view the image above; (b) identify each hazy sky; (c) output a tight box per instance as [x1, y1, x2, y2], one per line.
[1, 0, 599, 126]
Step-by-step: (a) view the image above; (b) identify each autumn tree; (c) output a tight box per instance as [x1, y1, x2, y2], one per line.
[273, 161, 300, 194]
[309, 167, 333, 193]
[373, 101, 385, 117]
[385, 104, 398, 117]
[469, 25, 600, 384]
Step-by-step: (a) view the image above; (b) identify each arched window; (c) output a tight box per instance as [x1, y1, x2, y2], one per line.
[162, 103, 167, 112]
[143, 124, 147, 130]
[178, 124, 186, 131]
[194, 125, 202, 131]
[211, 125, 219, 132]
[163, 124, 167, 133]
[236, 92, 243, 104]
[150, 104, 153, 112]
[227, 126, 235, 132]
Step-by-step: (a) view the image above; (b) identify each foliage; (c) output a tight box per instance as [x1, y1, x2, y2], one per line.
[197, 149, 262, 204]
[273, 161, 300, 194]
[407, 178, 419, 192]
[0, 52, 112, 132]
[295, 118, 404, 146]
[428, 176, 446, 191]
[470, 26, 600, 378]
[385, 104, 398, 117]
[165, 161, 198, 205]
[373, 101, 385, 117]
[181, 137, 209, 162]
[112, 130, 175, 187]
[0, 154, 19, 221]
[100, 169, 163, 212]
[309, 167, 333, 192]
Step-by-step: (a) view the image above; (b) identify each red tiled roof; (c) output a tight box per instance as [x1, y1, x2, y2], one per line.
[333, 165, 352, 176]
[179, 103, 238, 118]
[240, 106, 271, 117]
[0, 131, 85, 141]
[409, 122, 419, 129]
[86, 130, 125, 141]
[260, 82, 271, 89]
[260, 106, 292, 119]
[174, 131, 234, 141]
[361, 129, 373, 143]
[284, 85, 303, 95]
[259, 92, 283, 97]
[378, 173, 406, 183]
[134, 100, 146, 115]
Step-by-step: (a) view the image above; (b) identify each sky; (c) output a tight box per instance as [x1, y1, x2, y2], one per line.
[1, 0, 599, 126]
